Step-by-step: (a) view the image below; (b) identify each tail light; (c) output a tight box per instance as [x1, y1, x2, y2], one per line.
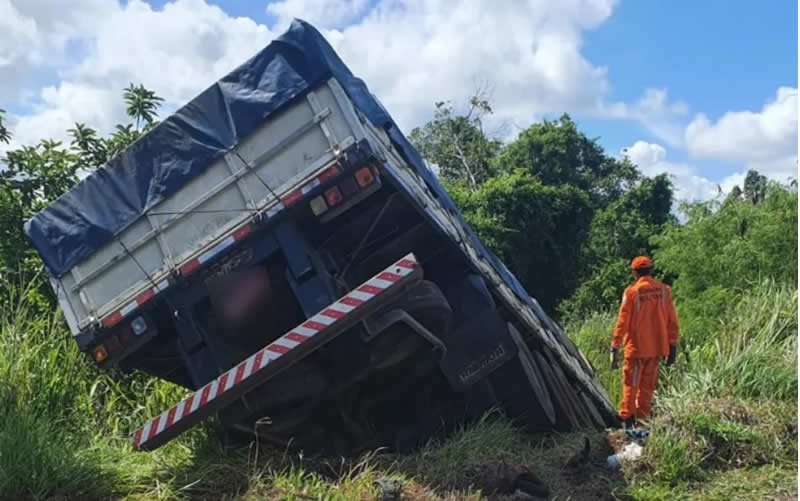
[308, 163, 380, 219]
[324, 186, 343, 206]
[93, 344, 108, 363]
[355, 167, 374, 187]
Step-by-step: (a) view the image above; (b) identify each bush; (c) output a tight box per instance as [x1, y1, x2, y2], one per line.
[653, 183, 797, 303]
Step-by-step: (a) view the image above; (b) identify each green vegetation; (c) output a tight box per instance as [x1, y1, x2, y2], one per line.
[0, 89, 796, 500]
[572, 283, 797, 499]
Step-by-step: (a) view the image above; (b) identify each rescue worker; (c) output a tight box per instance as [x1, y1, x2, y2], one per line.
[610, 256, 679, 427]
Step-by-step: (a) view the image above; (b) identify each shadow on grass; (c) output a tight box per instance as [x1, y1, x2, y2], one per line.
[162, 413, 630, 501]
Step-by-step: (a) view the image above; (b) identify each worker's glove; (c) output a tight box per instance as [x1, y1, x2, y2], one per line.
[610, 347, 620, 369]
[666, 345, 677, 366]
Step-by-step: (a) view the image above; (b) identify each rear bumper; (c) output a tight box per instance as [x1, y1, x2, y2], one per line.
[132, 253, 422, 451]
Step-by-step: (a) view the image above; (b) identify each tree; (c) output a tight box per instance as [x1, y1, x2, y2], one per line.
[742, 169, 767, 204]
[0, 108, 10, 144]
[411, 95, 674, 318]
[649, 181, 797, 348]
[409, 91, 503, 190]
[0, 84, 164, 306]
[446, 170, 594, 312]
[725, 185, 743, 204]
[123, 83, 164, 131]
[654, 181, 797, 299]
[560, 174, 676, 319]
[495, 114, 640, 207]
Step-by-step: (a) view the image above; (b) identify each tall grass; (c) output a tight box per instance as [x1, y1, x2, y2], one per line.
[569, 280, 797, 407]
[0, 273, 795, 500]
[568, 280, 798, 499]
[0, 279, 209, 500]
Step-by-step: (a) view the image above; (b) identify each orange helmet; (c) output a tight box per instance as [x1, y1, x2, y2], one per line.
[631, 256, 653, 270]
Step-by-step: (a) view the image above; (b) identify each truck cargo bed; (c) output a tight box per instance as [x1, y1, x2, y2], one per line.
[38, 79, 366, 337]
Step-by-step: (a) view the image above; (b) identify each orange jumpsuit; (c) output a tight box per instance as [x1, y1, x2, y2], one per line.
[612, 276, 679, 420]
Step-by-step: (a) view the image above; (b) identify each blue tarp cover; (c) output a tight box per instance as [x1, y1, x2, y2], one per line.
[24, 19, 550, 323]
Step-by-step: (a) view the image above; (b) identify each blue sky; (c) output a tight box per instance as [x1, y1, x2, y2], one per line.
[2, 0, 797, 202]
[577, 1, 797, 180]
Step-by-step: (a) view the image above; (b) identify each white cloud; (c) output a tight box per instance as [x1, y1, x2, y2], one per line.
[0, 0, 115, 98]
[4, 0, 639, 151]
[623, 140, 793, 206]
[6, 0, 275, 148]
[8, 83, 119, 150]
[599, 88, 689, 148]
[3, 0, 792, 203]
[265, 0, 621, 133]
[623, 140, 718, 203]
[685, 86, 798, 179]
[267, 0, 370, 30]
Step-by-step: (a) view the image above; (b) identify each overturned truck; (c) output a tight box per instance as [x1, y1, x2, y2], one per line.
[25, 20, 618, 453]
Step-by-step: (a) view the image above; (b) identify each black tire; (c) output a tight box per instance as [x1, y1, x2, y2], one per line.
[580, 391, 606, 430]
[506, 323, 556, 426]
[543, 349, 594, 430]
[532, 350, 580, 431]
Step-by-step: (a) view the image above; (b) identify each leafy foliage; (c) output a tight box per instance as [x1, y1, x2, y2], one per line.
[0, 108, 10, 144]
[409, 94, 503, 190]
[562, 174, 676, 318]
[124, 83, 165, 131]
[447, 170, 594, 312]
[654, 182, 797, 299]
[494, 114, 640, 207]
[0, 84, 164, 309]
[742, 169, 768, 204]
[414, 98, 673, 316]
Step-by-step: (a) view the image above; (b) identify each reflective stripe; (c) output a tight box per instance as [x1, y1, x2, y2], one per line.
[131, 253, 419, 450]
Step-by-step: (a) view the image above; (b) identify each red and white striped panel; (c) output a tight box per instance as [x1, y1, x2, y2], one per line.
[131, 252, 419, 451]
[103, 278, 169, 328]
[180, 223, 253, 276]
[266, 164, 341, 218]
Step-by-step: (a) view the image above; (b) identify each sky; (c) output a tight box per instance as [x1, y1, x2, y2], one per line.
[1, 0, 797, 203]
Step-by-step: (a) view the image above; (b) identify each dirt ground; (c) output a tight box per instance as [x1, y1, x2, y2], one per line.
[482, 431, 631, 501]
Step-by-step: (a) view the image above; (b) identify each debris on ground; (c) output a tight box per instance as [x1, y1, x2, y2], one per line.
[624, 427, 650, 441]
[606, 442, 643, 470]
[374, 477, 403, 500]
[605, 425, 649, 470]
[564, 436, 591, 468]
[493, 465, 550, 500]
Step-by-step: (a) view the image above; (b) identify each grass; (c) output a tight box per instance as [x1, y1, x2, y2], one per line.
[0, 279, 796, 500]
[571, 281, 798, 500]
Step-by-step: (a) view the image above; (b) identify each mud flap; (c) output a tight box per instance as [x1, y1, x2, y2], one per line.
[438, 308, 518, 391]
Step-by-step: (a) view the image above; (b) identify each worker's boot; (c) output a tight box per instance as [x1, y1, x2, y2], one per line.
[618, 414, 636, 429]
